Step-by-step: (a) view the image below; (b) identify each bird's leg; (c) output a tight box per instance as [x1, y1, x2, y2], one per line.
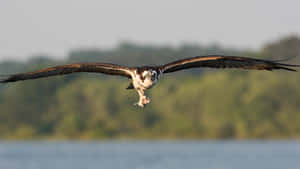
[135, 88, 150, 107]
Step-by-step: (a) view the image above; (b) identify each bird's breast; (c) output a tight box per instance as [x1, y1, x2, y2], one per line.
[131, 69, 162, 90]
[132, 75, 155, 90]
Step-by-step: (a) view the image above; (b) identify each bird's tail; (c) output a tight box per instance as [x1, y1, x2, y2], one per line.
[126, 82, 134, 90]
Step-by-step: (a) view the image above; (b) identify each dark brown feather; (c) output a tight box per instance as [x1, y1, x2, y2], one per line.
[0, 63, 133, 83]
[161, 55, 300, 73]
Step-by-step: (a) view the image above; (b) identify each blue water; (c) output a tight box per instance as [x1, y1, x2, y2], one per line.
[0, 141, 299, 169]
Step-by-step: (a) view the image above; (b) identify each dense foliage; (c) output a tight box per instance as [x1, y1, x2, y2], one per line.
[0, 35, 300, 140]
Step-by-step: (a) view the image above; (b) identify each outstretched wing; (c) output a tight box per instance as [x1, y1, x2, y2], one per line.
[0, 63, 133, 83]
[161, 55, 300, 73]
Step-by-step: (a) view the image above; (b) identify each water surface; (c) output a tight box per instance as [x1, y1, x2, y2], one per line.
[0, 141, 299, 169]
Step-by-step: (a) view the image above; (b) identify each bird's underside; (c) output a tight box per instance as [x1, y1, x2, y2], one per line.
[1, 55, 300, 107]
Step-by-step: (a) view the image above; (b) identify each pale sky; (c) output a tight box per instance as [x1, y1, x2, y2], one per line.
[0, 0, 300, 61]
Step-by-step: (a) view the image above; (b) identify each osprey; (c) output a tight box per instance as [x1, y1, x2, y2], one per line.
[1, 55, 299, 107]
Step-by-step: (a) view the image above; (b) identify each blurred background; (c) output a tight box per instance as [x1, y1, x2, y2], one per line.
[1, 1, 300, 169]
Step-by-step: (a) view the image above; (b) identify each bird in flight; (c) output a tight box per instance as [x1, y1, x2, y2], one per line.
[1, 55, 299, 107]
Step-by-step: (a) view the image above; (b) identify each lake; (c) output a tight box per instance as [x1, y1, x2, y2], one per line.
[0, 141, 299, 169]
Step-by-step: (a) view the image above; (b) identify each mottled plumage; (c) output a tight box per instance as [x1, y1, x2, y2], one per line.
[1, 55, 299, 107]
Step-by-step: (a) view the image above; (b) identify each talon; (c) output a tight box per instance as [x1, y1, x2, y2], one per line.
[135, 88, 150, 108]
[134, 102, 144, 108]
[143, 97, 150, 104]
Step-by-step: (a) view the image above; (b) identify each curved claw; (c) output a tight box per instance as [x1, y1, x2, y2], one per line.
[134, 102, 144, 108]
[133, 96, 151, 108]
[134, 88, 151, 108]
[143, 97, 150, 104]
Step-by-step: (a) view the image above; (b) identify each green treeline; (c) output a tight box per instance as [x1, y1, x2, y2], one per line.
[0, 35, 300, 139]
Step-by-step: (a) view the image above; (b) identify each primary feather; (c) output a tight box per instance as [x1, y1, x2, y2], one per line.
[0, 63, 132, 83]
[161, 55, 300, 73]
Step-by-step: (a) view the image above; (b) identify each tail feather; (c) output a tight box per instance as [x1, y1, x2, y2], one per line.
[126, 82, 134, 90]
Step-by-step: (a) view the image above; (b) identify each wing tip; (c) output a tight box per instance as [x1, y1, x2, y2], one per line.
[0, 79, 13, 83]
[0, 76, 9, 83]
[274, 62, 300, 72]
[0, 75, 18, 83]
[276, 66, 297, 71]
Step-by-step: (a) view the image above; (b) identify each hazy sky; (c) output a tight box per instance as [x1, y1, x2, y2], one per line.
[1, 0, 300, 61]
